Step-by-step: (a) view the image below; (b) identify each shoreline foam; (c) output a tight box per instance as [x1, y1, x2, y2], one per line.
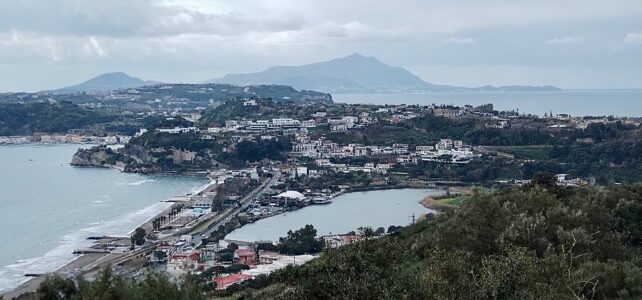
[0, 176, 211, 296]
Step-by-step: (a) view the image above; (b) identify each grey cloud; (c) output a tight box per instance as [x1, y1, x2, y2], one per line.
[0, 0, 640, 91]
[0, 0, 305, 38]
[623, 33, 642, 44]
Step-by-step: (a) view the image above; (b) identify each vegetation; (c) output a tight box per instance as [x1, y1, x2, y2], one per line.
[200, 264, 250, 279]
[234, 137, 292, 163]
[278, 225, 325, 255]
[0, 102, 118, 135]
[31, 268, 206, 300]
[28, 180, 642, 298]
[199, 98, 330, 127]
[130, 228, 146, 248]
[234, 177, 642, 299]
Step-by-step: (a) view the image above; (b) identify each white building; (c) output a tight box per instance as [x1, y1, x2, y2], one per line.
[302, 119, 317, 128]
[272, 118, 301, 127]
[157, 127, 198, 134]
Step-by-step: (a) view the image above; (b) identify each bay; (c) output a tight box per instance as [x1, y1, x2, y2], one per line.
[0, 144, 208, 292]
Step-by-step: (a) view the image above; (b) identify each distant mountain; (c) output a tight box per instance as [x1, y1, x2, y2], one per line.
[209, 53, 561, 93]
[52, 72, 156, 93]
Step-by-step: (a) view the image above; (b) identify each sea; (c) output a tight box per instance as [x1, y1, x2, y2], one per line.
[333, 89, 642, 117]
[0, 144, 208, 292]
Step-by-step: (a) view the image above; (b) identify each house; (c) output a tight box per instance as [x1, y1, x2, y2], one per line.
[433, 108, 461, 118]
[225, 120, 239, 131]
[157, 126, 198, 134]
[354, 146, 369, 156]
[302, 119, 317, 128]
[213, 274, 253, 290]
[415, 145, 434, 153]
[315, 159, 331, 166]
[191, 195, 212, 209]
[436, 139, 453, 150]
[555, 174, 568, 183]
[330, 124, 348, 132]
[341, 116, 359, 126]
[296, 166, 308, 177]
[234, 248, 256, 265]
[272, 118, 301, 128]
[135, 128, 148, 137]
[167, 258, 199, 278]
[243, 99, 257, 106]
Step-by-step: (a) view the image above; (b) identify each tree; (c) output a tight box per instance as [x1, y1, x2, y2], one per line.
[358, 226, 375, 240]
[374, 227, 386, 236]
[529, 171, 558, 189]
[387, 225, 403, 234]
[244, 185, 642, 299]
[131, 227, 146, 246]
[37, 276, 79, 299]
[278, 225, 325, 255]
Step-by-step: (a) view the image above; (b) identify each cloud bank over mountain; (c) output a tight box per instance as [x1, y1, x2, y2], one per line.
[0, 0, 640, 91]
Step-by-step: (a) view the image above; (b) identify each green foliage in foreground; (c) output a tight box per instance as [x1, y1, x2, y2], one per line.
[238, 182, 642, 299]
[29, 268, 207, 300]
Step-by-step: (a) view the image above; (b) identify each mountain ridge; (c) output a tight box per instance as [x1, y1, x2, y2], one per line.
[51, 72, 157, 93]
[209, 53, 561, 93]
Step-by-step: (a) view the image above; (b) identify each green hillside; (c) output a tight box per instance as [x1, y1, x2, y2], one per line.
[227, 176, 642, 299]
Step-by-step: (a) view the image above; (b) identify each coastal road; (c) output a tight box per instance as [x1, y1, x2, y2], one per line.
[192, 172, 280, 247]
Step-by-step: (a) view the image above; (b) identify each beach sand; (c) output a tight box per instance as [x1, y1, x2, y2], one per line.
[2, 253, 111, 299]
[2, 179, 216, 299]
[2, 181, 217, 299]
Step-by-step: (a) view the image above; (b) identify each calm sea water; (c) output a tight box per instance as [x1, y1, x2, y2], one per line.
[333, 90, 642, 117]
[224, 189, 442, 243]
[0, 144, 207, 292]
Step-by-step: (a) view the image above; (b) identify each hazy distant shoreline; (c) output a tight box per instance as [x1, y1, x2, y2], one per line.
[333, 89, 642, 117]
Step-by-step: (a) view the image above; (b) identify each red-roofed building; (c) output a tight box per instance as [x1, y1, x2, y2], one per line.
[234, 248, 256, 265]
[213, 274, 253, 290]
[170, 251, 200, 262]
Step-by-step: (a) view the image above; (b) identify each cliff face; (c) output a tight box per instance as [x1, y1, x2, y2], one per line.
[70, 146, 111, 167]
[71, 146, 163, 174]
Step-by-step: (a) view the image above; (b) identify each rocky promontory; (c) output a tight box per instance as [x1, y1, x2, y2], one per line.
[71, 146, 114, 167]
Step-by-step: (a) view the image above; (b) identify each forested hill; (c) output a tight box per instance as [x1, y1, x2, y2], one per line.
[227, 176, 642, 299]
[0, 102, 118, 136]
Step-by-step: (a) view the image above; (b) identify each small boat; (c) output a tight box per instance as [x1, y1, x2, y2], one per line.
[311, 196, 332, 205]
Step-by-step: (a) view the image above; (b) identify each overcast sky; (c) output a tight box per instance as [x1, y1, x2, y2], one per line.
[1, 0, 641, 92]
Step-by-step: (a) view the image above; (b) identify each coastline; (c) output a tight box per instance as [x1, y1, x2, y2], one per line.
[420, 196, 456, 211]
[2, 172, 455, 298]
[224, 187, 445, 243]
[1, 175, 214, 298]
[419, 186, 473, 211]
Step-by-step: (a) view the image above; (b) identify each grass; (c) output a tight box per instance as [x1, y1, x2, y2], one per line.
[490, 145, 553, 160]
[437, 196, 468, 207]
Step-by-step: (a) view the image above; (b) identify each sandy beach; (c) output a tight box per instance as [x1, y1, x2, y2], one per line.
[2, 252, 113, 299]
